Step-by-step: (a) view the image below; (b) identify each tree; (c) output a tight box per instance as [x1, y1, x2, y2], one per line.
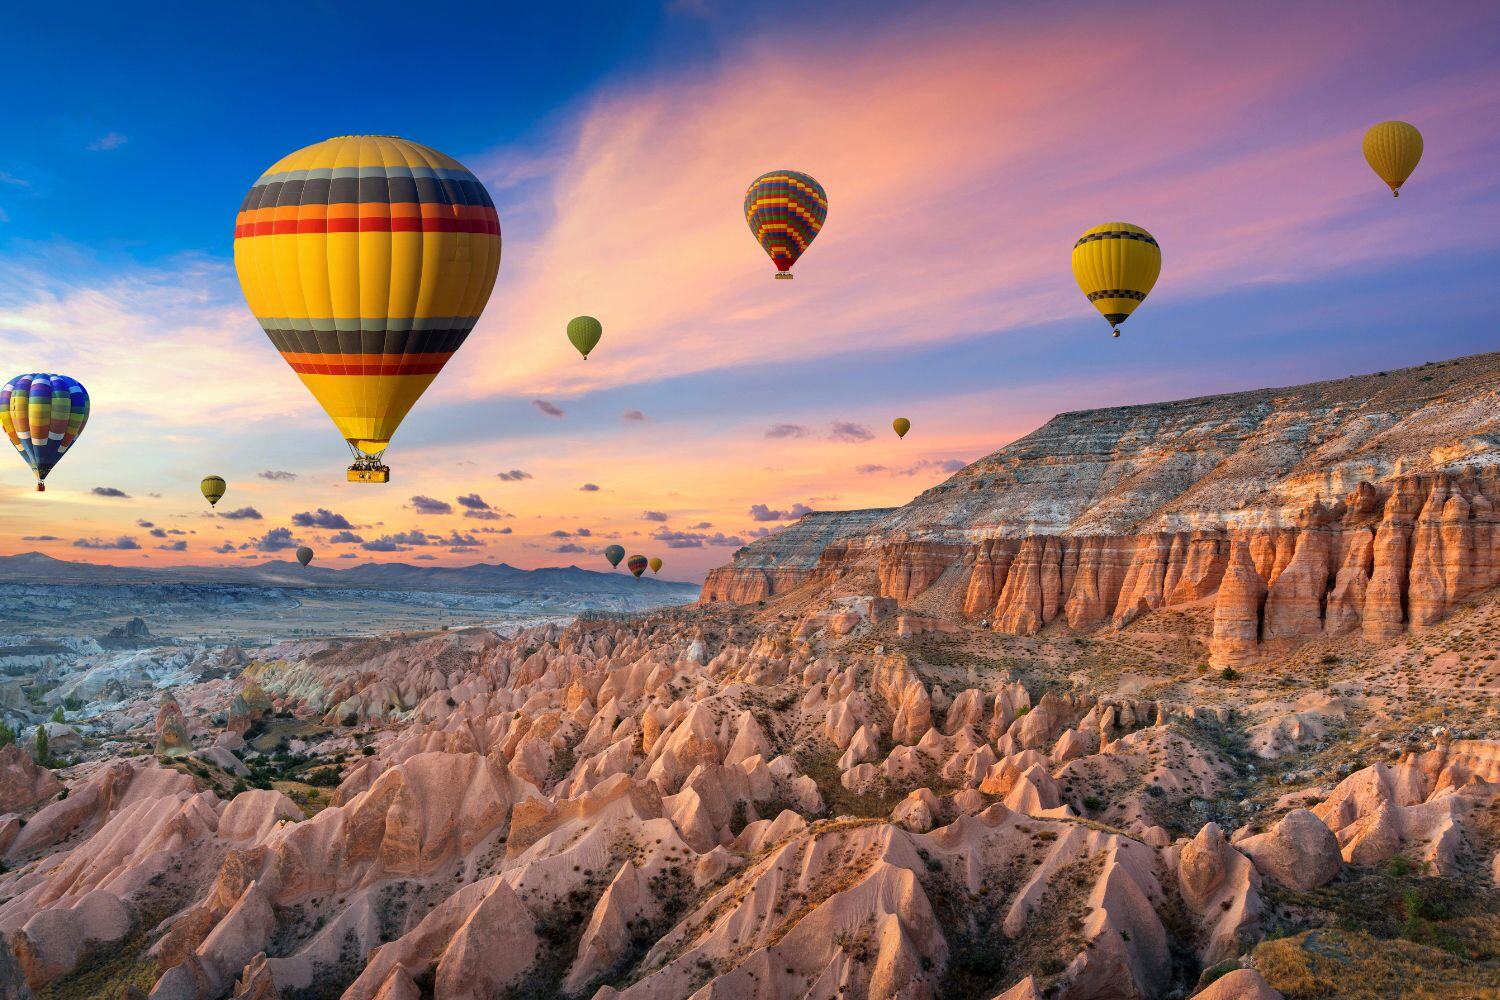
[0, 722, 14, 748]
[34, 725, 49, 765]
[50, 705, 64, 724]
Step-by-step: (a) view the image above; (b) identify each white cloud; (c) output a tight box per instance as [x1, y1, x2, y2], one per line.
[88, 132, 128, 151]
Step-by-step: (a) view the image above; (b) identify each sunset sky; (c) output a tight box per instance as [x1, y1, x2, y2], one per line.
[1, 0, 1498, 582]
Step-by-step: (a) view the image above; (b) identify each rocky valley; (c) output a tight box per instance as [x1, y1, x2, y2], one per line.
[0, 355, 1496, 1000]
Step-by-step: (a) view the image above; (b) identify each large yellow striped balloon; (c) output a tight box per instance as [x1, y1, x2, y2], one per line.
[1071, 223, 1161, 338]
[233, 136, 501, 477]
[1362, 121, 1422, 198]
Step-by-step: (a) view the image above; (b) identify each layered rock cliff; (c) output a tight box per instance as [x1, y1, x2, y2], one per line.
[704, 353, 1500, 664]
[699, 508, 894, 603]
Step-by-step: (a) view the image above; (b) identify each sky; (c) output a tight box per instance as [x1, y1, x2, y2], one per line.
[1, 0, 1498, 582]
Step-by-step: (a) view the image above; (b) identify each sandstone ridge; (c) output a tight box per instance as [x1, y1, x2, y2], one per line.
[704, 354, 1500, 665]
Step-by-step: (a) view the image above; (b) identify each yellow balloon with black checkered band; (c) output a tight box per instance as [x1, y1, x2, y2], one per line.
[1071, 223, 1161, 338]
[233, 136, 501, 481]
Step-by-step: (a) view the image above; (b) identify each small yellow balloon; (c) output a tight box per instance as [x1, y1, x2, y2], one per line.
[892, 417, 910, 439]
[649, 557, 663, 574]
[1363, 121, 1423, 198]
[200, 475, 227, 508]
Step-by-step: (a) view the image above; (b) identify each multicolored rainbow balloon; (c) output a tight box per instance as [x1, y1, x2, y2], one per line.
[1, 374, 90, 492]
[744, 170, 827, 279]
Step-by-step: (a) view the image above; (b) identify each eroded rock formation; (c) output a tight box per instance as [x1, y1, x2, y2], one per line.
[706, 355, 1500, 666]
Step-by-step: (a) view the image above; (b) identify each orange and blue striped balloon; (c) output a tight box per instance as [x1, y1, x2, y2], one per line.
[744, 170, 827, 279]
[1, 374, 89, 492]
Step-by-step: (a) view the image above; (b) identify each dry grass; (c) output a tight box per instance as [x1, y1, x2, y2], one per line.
[1254, 927, 1500, 999]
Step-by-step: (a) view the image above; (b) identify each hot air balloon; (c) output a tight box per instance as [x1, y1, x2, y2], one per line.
[892, 417, 910, 439]
[604, 544, 625, 568]
[233, 136, 501, 483]
[201, 475, 227, 507]
[649, 557, 663, 574]
[296, 546, 314, 568]
[745, 171, 827, 279]
[1363, 121, 1423, 197]
[1, 374, 89, 492]
[627, 554, 647, 578]
[1071, 223, 1161, 338]
[567, 316, 602, 360]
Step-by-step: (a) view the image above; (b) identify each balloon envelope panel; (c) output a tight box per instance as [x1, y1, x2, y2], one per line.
[745, 171, 827, 274]
[233, 136, 501, 458]
[1, 374, 89, 484]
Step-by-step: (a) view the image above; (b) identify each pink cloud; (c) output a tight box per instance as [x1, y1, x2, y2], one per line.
[459, 3, 1500, 399]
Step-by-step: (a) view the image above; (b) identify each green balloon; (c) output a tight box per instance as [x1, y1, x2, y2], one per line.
[567, 316, 603, 360]
[604, 544, 625, 568]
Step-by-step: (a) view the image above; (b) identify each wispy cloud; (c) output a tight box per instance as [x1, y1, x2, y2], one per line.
[249, 527, 298, 552]
[829, 421, 873, 443]
[532, 399, 565, 417]
[73, 536, 139, 550]
[652, 527, 746, 549]
[408, 495, 454, 515]
[748, 502, 813, 522]
[87, 132, 128, 151]
[360, 528, 481, 552]
[858, 457, 967, 476]
[0, 252, 299, 427]
[291, 508, 351, 528]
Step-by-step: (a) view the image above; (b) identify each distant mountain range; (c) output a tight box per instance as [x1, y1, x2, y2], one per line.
[0, 551, 699, 601]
